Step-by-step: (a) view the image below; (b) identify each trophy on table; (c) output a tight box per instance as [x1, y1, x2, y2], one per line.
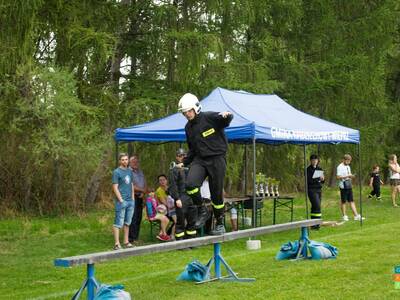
[256, 173, 267, 197]
[269, 178, 275, 197]
[262, 174, 268, 197]
[264, 177, 270, 197]
[259, 182, 264, 198]
[275, 180, 280, 198]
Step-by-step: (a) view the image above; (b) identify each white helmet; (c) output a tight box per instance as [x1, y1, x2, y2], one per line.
[178, 93, 201, 114]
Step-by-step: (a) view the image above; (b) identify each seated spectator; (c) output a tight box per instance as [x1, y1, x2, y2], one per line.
[145, 188, 171, 242]
[155, 175, 168, 205]
[156, 174, 176, 237]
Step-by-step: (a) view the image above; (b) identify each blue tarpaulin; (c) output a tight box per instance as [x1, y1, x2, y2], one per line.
[115, 87, 359, 144]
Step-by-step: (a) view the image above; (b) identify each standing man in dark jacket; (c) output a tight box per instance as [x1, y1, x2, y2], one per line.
[178, 93, 233, 235]
[128, 155, 147, 244]
[168, 148, 197, 240]
[307, 154, 325, 229]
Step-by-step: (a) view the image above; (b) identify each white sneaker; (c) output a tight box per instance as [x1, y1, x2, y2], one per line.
[342, 215, 349, 221]
[354, 214, 365, 221]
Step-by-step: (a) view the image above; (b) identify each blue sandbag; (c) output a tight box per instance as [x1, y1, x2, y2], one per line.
[275, 241, 299, 260]
[177, 260, 210, 282]
[308, 240, 338, 260]
[94, 284, 131, 300]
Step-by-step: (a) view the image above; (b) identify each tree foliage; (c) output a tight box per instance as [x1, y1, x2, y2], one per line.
[1, 0, 399, 215]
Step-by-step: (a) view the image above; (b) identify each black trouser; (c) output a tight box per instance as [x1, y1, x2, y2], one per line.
[186, 155, 226, 222]
[369, 184, 381, 197]
[308, 189, 322, 220]
[129, 196, 143, 241]
[175, 196, 197, 239]
[203, 198, 214, 234]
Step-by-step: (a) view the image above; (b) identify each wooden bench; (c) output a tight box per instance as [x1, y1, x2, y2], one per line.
[54, 219, 322, 300]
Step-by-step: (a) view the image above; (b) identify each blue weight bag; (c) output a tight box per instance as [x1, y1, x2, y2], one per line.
[275, 241, 300, 260]
[94, 284, 131, 300]
[177, 260, 210, 282]
[307, 240, 338, 260]
[276, 239, 338, 260]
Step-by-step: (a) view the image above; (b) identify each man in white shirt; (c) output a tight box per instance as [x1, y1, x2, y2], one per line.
[336, 154, 364, 221]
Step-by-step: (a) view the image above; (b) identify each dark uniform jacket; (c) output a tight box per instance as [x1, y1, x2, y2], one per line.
[370, 172, 381, 187]
[168, 166, 191, 203]
[307, 165, 325, 190]
[183, 111, 233, 165]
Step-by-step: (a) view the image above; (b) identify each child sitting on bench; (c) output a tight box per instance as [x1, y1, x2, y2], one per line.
[146, 188, 171, 241]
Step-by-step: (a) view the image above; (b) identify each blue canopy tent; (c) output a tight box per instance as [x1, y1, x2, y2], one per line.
[115, 87, 359, 144]
[115, 87, 362, 226]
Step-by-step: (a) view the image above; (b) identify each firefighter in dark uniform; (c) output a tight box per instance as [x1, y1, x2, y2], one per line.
[306, 154, 325, 230]
[168, 148, 197, 240]
[178, 93, 233, 235]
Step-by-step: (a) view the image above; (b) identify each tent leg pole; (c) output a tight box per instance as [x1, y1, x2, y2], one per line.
[244, 144, 248, 195]
[357, 144, 363, 227]
[303, 145, 309, 219]
[252, 138, 256, 228]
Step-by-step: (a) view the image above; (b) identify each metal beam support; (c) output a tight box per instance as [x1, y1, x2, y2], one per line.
[197, 242, 255, 284]
[71, 264, 99, 300]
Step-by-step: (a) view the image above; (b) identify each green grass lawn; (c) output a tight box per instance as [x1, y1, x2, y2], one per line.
[0, 186, 399, 299]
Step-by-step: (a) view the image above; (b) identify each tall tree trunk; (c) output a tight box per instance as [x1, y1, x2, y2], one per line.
[167, 0, 178, 87]
[328, 158, 337, 187]
[84, 0, 131, 206]
[85, 149, 112, 206]
[52, 158, 62, 213]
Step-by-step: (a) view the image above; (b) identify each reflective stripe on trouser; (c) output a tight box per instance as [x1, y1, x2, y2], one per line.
[187, 187, 199, 195]
[310, 212, 322, 218]
[211, 202, 224, 209]
[175, 231, 185, 238]
[185, 186, 202, 206]
[186, 230, 197, 236]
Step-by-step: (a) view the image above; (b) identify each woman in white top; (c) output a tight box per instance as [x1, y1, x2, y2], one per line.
[388, 154, 400, 207]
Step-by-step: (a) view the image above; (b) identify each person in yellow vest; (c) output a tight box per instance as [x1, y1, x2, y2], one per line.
[155, 174, 176, 237]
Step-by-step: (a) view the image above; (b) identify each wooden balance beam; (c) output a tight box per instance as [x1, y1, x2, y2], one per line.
[55, 219, 322, 299]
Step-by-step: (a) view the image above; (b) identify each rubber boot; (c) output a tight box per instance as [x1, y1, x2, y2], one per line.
[194, 204, 210, 229]
[210, 208, 225, 235]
